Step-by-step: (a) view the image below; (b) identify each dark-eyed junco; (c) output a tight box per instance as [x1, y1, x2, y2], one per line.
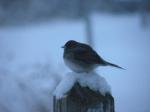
[62, 40, 124, 73]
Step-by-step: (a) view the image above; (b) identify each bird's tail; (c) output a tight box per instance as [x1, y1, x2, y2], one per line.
[105, 61, 125, 70]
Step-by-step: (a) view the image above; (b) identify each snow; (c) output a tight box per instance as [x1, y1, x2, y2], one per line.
[53, 72, 76, 99]
[77, 72, 111, 95]
[0, 13, 150, 112]
[0, 64, 60, 112]
[54, 71, 111, 99]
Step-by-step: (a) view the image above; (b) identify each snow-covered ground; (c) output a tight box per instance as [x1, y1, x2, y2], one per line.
[0, 14, 150, 112]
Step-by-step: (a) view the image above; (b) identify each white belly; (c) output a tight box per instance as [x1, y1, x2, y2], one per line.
[64, 58, 86, 73]
[64, 58, 98, 73]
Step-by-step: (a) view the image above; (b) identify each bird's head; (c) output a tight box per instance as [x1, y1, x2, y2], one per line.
[62, 40, 78, 50]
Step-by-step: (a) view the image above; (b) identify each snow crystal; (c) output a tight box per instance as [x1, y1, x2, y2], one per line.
[53, 71, 111, 99]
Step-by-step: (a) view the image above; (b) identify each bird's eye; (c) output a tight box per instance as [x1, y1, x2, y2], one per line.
[65, 40, 77, 48]
[67, 43, 75, 47]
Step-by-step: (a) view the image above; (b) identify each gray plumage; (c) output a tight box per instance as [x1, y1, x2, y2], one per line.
[62, 40, 124, 73]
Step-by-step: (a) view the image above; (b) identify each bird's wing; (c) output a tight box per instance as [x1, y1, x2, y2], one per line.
[73, 45, 106, 65]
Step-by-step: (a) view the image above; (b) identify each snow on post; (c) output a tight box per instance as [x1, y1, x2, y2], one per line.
[53, 72, 115, 112]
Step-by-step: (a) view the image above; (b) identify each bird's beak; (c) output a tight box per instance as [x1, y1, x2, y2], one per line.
[61, 46, 65, 48]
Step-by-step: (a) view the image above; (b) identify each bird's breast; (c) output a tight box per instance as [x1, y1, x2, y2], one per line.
[64, 58, 84, 73]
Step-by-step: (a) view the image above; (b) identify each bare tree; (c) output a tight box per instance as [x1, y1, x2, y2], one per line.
[78, 0, 94, 46]
[140, 0, 150, 27]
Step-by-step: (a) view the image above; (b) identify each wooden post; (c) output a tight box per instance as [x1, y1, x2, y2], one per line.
[53, 83, 115, 112]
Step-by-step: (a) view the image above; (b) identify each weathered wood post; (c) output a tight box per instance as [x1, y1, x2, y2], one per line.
[53, 82, 115, 112]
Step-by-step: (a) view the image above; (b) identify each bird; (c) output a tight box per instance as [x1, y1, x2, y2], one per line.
[62, 40, 124, 73]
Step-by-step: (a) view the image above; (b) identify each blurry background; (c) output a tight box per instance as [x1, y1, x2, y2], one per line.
[0, 0, 150, 112]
